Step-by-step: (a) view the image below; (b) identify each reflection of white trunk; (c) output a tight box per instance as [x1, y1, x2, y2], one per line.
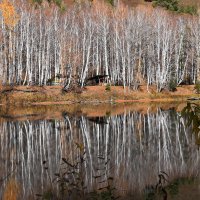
[0, 107, 199, 198]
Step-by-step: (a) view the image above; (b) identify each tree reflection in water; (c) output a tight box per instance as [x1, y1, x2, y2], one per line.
[0, 107, 199, 199]
[181, 102, 200, 146]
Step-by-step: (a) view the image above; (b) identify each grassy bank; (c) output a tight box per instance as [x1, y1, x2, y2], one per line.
[0, 85, 198, 106]
[0, 101, 187, 122]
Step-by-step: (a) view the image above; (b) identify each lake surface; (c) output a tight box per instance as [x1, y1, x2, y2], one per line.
[0, 103, 200, 200]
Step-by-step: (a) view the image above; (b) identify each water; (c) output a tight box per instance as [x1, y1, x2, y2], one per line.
[0, 103, 200, 199]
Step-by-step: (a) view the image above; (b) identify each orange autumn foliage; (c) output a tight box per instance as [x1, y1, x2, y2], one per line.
[3, 178, 21, 200]
[0, 0, 19, 29]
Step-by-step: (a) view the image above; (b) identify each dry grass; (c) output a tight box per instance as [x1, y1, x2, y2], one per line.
[0, 85, 197, 106]
[0, 84, 196, 121]
[0, 101, 188, 122]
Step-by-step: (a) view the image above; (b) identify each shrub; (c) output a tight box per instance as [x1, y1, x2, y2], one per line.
[38, 143, 117, 200]
[168, 79, 177, 92]
[178, 5, 198, 15]
[153, 0, 198, 15]
[105, 84, 111, 91]
[46, 78, 53, 85]
[153, 0, 179, 11]
[194, 81, 200, 94]
[106, 0, 115, 6]
[32, 0, 65, 9]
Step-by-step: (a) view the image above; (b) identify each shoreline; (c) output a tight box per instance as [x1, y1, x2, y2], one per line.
[31, 98, 191, 106]
[0, 101, 188, 122]
[0, 85, 198, 106]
